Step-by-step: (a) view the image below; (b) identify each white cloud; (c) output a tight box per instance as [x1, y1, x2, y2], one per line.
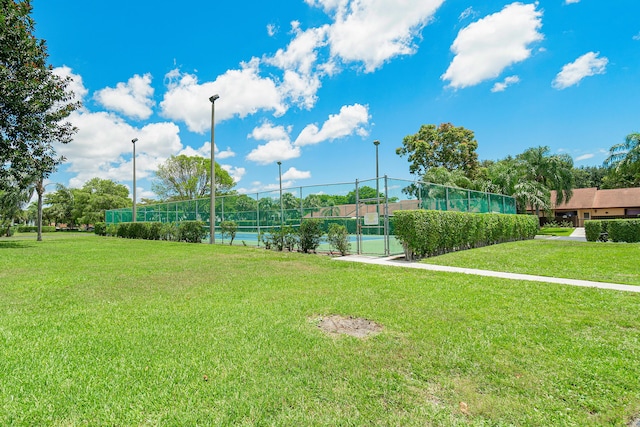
[552, 52, 608, 90]
[282, 167, 311, 180]
[52, 66, 88, 105]
[309, 0, 444, 72]
[266, 23, 328, 76]
[94, 73, 155, 120]
[575, 153, 594, 162]
[221, 165, 246, 183]
[442, 3, 543, 89]
[160, 59, 286, 134]
[632, 32, 640, 41]
[265, 24, 329, 109]
[267, 24, 278, 37]
[294, 104, 370, 146]
[491, 75, 520, 92]
[59, 110, 182, 188]
[178, 141, 235, 160]
[565, 0, 580, 4]
[246, 122, 301, 164]
[459, 7, 476, 21]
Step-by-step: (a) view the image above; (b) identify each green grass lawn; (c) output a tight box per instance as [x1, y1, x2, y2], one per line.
[422, 239, 640, 286]
[1, 234, 640, 426]
[536, 227, 575, 236]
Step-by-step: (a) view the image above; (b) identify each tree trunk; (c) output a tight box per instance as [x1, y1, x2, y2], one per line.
[36, 178, 44, 242]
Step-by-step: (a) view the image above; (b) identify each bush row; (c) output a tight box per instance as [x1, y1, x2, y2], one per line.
[260, 220, 351, 255]
[394, 210, 538, 259]
[585, 219, 640, 243]
[16, 225, 56, 233]
[98, 221, 207, 243]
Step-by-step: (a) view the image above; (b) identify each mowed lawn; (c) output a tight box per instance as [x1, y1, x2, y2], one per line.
[1, 234, 639, 426]
[422, 239, 640, 286]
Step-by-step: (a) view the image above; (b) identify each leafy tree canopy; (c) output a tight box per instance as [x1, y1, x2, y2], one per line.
[74, 178, 131, 226]
[396, 123, 479, 180]
[603, 132, 640, 187]
[152, 155, 235, 201]
[0, 0, 79, 191]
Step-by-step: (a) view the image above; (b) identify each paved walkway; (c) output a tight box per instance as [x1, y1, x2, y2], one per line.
[534, 227, 587, 242]
[334, 251, 640, 294]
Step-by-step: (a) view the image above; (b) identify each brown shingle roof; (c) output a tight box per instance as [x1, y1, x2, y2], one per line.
[551, 187, 640, 209]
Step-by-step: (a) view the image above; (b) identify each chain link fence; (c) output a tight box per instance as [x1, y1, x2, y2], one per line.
[106, 177, 516, 255]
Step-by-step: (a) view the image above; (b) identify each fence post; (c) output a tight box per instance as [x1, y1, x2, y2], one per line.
[355, 179, 360, 255]
[384, 175, 390, 256]
[299, 186, 304, 224]
[445, 187, 449, 211]
[256, 192, 260, 247]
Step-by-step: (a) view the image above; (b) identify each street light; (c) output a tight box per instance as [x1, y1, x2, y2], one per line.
[209, 94, 220, 244]
[277, 161, 284, 228]
[132, 138, 138, 222]
[373, 140, 380, 223]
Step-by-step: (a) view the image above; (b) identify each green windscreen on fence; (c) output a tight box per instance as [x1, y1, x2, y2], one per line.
[105, 177, 517, 255]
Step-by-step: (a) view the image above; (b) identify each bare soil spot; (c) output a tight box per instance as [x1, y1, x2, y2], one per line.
[315, 315, 383, 338]
[629, 416, 640, 427]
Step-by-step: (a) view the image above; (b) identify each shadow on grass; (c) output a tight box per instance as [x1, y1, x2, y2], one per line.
[0, 240, 34, 249]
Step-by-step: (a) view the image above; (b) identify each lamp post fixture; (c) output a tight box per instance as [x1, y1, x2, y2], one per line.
[132, 138, 138, 222]
[277, 161, 284, 228]
[373, 140, 380, 222]
[209, 94, 220, 244]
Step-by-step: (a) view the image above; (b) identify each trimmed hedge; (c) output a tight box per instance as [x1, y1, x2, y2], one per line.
[585, 220, 605, 242]
[16, 225, 56, 233]
[394, 210, 538, 259]
[94, 222, 107, 236]
[585, 219, 639, 242]
[587, 219, 640, 243]
[609, 219, 640, 243]
[107, 221, 206, 243]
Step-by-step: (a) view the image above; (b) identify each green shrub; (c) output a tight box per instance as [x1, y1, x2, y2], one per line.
[106, 224, 118, 236]
[608, 219, 640, 243]
[220, 220, 238, 245]
[160, 222, 179, 241]
[327, 223, 351, 255]
[584, 220, 602, 242]
[178, 221, 207, 243]
[298, 219, 324, 253]
[394, 210, 538, 259]
[94, 222, 107, 236]
[16, 225, 56, 233]
[261, 226, 296, 251]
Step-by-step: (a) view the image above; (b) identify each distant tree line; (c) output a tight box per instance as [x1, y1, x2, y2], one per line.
[396, 122, 640, 214]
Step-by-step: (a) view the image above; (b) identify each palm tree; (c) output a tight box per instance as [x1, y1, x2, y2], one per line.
[604, 132, 640, 185]
[516, 146, 574, 215]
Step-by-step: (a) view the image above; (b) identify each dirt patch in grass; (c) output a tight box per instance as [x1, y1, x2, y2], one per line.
[315, 315, 383, 338]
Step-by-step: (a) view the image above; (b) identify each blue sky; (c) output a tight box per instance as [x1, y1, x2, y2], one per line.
[33, 0, 640, 200]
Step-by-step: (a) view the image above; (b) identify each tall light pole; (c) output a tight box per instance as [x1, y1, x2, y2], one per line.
[277, 161, 284, 228]
[209, 94, 220, 244]
[132, 138, 138, 222]
[373, 140, 380, 223]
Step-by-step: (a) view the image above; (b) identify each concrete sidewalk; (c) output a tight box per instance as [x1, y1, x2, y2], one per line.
[534, 227, 587, 242]
[334, 253, 640, 293]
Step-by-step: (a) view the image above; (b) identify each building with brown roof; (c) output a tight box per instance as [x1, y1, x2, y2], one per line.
[532, 187, 640, 226]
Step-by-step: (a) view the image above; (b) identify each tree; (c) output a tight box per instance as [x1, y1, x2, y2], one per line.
[516, 146, 574, 208]
[603, 132, 640, 187]
[572, 166, 607, 189]
[396, 123, 479, 180]
[44, 184, 76, 227]
[0, 182, 31, 236]
[152, 155, 234, 201]
[0, 0, 79, 192]
[74, 178, 131, 226]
